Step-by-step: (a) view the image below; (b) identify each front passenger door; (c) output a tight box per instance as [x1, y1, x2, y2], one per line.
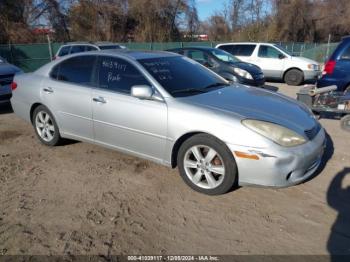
[92, 56, 168, 162]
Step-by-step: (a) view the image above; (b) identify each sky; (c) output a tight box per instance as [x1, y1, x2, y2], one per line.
[196, 0, 228, 21]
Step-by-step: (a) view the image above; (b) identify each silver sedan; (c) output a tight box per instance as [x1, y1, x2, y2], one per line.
[10, 50, 326, 195]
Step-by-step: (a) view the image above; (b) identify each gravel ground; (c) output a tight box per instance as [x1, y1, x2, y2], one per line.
[0, 82, 349, 256]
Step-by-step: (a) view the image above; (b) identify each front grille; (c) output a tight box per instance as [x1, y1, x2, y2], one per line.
[304, 122, 321, 140]
[0, 74, 14, 86]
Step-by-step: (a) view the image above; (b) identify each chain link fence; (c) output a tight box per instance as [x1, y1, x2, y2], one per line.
[0, 41, 338, 72]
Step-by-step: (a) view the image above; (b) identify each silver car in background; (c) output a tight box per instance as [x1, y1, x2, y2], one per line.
[11, 50, 326, 195]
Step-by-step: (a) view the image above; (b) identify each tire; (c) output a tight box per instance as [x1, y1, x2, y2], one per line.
[284, 69, 304, 86]
[32, 105, 62, 146]
[177, 134, 238, 195]
[341, 115, 350, 132]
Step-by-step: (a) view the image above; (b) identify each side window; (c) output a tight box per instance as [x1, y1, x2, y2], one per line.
[187, 50, 208, 64]
[55, 55, 97, 85]
[218, 45, 233, 53]
[58, 46, 70, 57]
[237, 45, 256, 56]
[258, 45, 282, 59]
[50, 65, 60, 79]
[340, 46, 350, 60]
[70, 45, 86, 54]
[98, 56, 149, 94]
[86, 45, 98, 51]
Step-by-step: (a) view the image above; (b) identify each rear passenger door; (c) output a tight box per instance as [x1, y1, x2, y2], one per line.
[43, 55, 97, 141]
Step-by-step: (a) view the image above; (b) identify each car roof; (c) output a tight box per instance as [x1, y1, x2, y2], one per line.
[94, 49, 179, 60]
[169, 46, 216, 51]
[217, 42, 273, 46]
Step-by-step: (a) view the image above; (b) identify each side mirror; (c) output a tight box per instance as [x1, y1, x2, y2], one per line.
[131, 85, 154, 99]
[278, 54, 286, 59]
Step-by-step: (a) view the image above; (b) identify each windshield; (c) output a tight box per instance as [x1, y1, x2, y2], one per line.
[274, 44, 292, 56]
[138, 56, 228, 97]
[98, 45, 122, 50]
[210, 49, 240, 62]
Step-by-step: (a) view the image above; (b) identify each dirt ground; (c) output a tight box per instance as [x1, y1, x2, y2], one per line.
[0, 82, 349, 256]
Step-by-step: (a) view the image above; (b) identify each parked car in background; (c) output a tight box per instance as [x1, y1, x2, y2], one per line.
[317, 36, 350, 92]
[11, 50, 325, 195]
[216, 42, 321, 86]
[0, 56, 22, 103]
[167, 47, 265, 87]
[54, 42, 127, 59]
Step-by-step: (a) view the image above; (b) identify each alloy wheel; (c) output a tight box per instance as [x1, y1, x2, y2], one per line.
[35, 111, 55, 142]
[183, 145, 225, 189]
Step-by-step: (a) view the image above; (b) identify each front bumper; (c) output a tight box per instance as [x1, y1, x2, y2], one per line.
[227, 128, 326, 187]
[239, 76, 266, 87]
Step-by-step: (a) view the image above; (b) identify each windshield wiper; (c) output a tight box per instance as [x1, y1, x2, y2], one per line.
[202, 82, 230, 90]
[171, 88, 207, 95]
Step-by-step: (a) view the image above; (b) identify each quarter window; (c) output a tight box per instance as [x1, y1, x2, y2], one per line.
[258, 45, 283, 58]
[50, 55, 97, 86]
[70, 45, 87, 54]
[98, 56, 149, 94]
[58, 46, 70, 57]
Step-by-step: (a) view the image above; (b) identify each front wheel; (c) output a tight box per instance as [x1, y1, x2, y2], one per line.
[284, 69, 304, 86]
[32, 105, 62, 146]
[177, 134, 238, 195]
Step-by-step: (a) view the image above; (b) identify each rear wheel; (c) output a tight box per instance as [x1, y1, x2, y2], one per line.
[284, 69, 304, 86]
[341, 115, 350, 132]
[177, 134, 237, 195]
[32, 105, 62, 146]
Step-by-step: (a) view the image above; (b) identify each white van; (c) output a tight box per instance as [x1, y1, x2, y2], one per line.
[216, 42, 321, 85]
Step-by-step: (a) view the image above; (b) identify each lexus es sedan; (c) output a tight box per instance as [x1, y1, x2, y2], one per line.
[10, 50, 326, 195]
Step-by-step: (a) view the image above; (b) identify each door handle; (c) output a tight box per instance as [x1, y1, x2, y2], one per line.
[93, 96, 106, 104]
[43, 87, 54, 94]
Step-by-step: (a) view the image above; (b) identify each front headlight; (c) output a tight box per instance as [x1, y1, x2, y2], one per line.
[233, 68, 253, 80]
[242, 119, 307, 147]
[307, 64, 319, 71]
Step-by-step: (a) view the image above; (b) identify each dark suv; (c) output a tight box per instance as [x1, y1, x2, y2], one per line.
[167, 47, 265, 87]
[317, 36, 350, 92]
[0, 56, 22, 103]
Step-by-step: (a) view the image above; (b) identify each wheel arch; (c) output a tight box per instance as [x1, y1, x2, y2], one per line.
[170, 131, 233, 168]
[30, 102, 44, 124]
[171, 132, 203, 168]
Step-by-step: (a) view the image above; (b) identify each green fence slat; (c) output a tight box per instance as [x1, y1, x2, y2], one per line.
[0, 41, 339, 72]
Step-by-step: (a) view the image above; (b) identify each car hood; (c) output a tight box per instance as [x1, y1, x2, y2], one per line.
[0, 63, 21, 75]
[228, 61, 263, 75]
[291, 56, 319, 65]
[180, 85, 317, 134]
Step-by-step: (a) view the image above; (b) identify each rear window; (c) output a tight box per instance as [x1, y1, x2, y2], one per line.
[58, 46, 70, 57]
[50, 55, 97, 86]
[218, 44, 256, 57]
[98, 45, 122, 50]
[340, 46, 350, 60]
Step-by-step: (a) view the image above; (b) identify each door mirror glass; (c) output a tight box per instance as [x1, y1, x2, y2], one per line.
[278, 54, 286, 59]
[131, 85, 154, 99]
